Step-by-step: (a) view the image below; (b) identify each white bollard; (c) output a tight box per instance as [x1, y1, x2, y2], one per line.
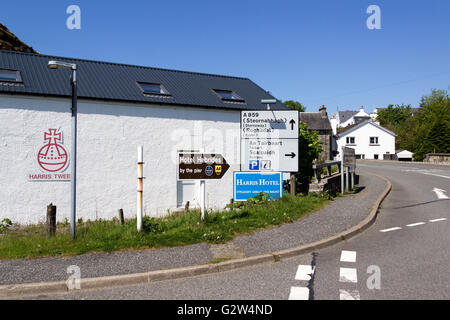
[137, 146, 144, 231]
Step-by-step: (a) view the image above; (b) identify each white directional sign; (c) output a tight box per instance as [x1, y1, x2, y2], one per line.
[240, 110, 299, 172]
[241, 110, 299, 139]
[241, 138, 298, 172]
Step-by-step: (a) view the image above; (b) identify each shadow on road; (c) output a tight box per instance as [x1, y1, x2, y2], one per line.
[389, 198, 450, 210]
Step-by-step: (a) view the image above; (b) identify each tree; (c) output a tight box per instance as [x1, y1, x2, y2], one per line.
[284, 100, 306, 112]
[294, 123, 323, 194]
[412, 89, 450, 160]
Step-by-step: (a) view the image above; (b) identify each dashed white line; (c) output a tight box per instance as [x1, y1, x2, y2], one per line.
[339, 267, 358, 283]
[429, 218, 447, 222]
[294, 265, 315, 281]
[406, 222, 426, 227]
[340, 250, 357, 263]
[339, 289, 361, 300]
[288, 286, 309, 300]
[379, 227, 402, 233]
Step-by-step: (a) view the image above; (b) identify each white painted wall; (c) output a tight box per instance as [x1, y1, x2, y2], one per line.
[335, 122, 395, 161]
[0, 94, 242, 225]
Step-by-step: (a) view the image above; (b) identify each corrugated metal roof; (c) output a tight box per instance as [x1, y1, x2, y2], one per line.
[0, 50, 288, 111]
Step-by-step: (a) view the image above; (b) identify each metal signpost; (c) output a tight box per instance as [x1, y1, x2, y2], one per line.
[233, 171, 283, 202]
[240, 110, 299, 173]
[341, 146, 356, 191]
[177, 153, 230, 219]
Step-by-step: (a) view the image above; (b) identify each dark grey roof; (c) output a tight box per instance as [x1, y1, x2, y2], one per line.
[299, 112, 332, 131]
[337, 120, 397, 137]
[0, 50, 288, 111]
[338, 110, 358, 123]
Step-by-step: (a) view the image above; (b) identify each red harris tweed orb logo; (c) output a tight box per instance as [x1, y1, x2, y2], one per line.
[37, 129, 69, 172]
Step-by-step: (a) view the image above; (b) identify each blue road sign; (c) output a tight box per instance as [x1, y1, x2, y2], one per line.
[249, 160, 259, 170]
[233, 171, 283, 202]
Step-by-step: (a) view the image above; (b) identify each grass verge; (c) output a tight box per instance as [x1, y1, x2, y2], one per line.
[0, 193, 329, 260]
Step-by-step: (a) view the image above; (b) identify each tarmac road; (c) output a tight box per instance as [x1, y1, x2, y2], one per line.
[29, 161, 450, 300]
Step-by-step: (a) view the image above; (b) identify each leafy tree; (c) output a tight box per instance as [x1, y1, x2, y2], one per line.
[412, 89, 450, 160]
[284, 100, 306, 112]
[377, 89, 450, 161]
[294, 123, 323, 194]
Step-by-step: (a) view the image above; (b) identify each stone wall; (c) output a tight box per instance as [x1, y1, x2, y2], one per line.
[424, 153, 450, 165]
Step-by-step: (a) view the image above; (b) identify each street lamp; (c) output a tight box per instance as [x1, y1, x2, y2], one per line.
[261, 99, 277, 110]
[48, 60, 78, 239]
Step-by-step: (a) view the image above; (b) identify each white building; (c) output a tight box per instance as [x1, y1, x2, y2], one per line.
[335, 120, 396, 160]
[0, 50, 288, 224]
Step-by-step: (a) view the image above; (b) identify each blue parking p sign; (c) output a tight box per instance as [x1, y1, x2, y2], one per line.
[249, 160, 259, 170]
[233, 171, 283, 202]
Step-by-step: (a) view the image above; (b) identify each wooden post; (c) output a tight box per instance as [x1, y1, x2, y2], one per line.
[290, 173, 296, 195]
[46, 203, 56, 237]
[118, 209, 124, 225]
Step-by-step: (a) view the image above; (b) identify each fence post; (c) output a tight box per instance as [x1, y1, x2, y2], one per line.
[46, 203, 56, 237]
[118, 209, 124, 225]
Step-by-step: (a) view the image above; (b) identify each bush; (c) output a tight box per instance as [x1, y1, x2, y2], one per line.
[0, 218, 12, 232]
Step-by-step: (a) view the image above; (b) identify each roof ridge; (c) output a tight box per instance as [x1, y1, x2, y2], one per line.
[0, 49, 250, 81]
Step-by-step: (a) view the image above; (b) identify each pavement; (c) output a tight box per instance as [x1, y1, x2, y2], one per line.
[0, 169, 389, 298]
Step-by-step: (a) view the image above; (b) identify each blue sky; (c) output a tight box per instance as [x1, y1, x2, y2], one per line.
[1, 0, 449, 114]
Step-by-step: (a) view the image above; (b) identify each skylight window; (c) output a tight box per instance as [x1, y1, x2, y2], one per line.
[213, 89, 245, 103]
[137, 82, 170, 96]
[0, 69, 22, 82]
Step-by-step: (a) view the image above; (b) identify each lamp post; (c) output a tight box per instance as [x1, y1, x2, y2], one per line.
[48, 60, 78, 239]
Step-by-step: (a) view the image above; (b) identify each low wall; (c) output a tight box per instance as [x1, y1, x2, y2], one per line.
[424, 153, 450, 165]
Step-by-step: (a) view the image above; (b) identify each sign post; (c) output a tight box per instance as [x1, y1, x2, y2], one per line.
[240, 110, 299, 172]
[177, 153, 230, 219]
[342, 146, 356, 192]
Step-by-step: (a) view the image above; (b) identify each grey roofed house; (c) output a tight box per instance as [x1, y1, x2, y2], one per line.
[0, 50, 288, 111]
[338, 110, 358, 123]
[299, 113, 332, 131]
[336, 119, 397, 138]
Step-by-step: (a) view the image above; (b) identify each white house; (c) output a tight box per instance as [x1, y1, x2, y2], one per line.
[335, 120, 396, 160]
[0, 50, 288, 224]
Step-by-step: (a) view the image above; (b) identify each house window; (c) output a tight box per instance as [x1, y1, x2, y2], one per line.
[356, 154, 365, 159]
[370, 137, 379, 145]
[346, 137, 355, 145]
[374, 154, 379, 159]
[0, 69, 22, 82]
[137, 82, 170, 96]
[212, 89, 245, 103]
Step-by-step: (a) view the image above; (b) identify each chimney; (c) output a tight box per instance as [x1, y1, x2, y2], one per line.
[319, 105, 327, 118]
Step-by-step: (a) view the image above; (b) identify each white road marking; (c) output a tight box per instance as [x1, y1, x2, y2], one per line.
[339, 268, 358, 283]
[429, 218, 447, 222]
[339, 289, 361, 300]
[294, 265, 315, 281]
[432, 187, 449, 199]
[379, 227, 402, 232]
[406, 222, 426, 227]
[340, 250, 357, 263]
[288, 286, 309, 300]
[421, 172, 450, 180]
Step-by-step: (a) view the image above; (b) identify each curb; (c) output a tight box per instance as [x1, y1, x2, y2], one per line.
[0, 172, 392, 299]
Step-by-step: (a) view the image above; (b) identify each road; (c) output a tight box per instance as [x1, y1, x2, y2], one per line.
[32, 161, 450, 300]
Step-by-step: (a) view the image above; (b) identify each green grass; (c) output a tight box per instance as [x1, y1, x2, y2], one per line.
[0, 193, 329, 260]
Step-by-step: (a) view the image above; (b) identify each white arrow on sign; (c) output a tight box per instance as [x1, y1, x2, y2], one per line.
[433, 187, 449, 199]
